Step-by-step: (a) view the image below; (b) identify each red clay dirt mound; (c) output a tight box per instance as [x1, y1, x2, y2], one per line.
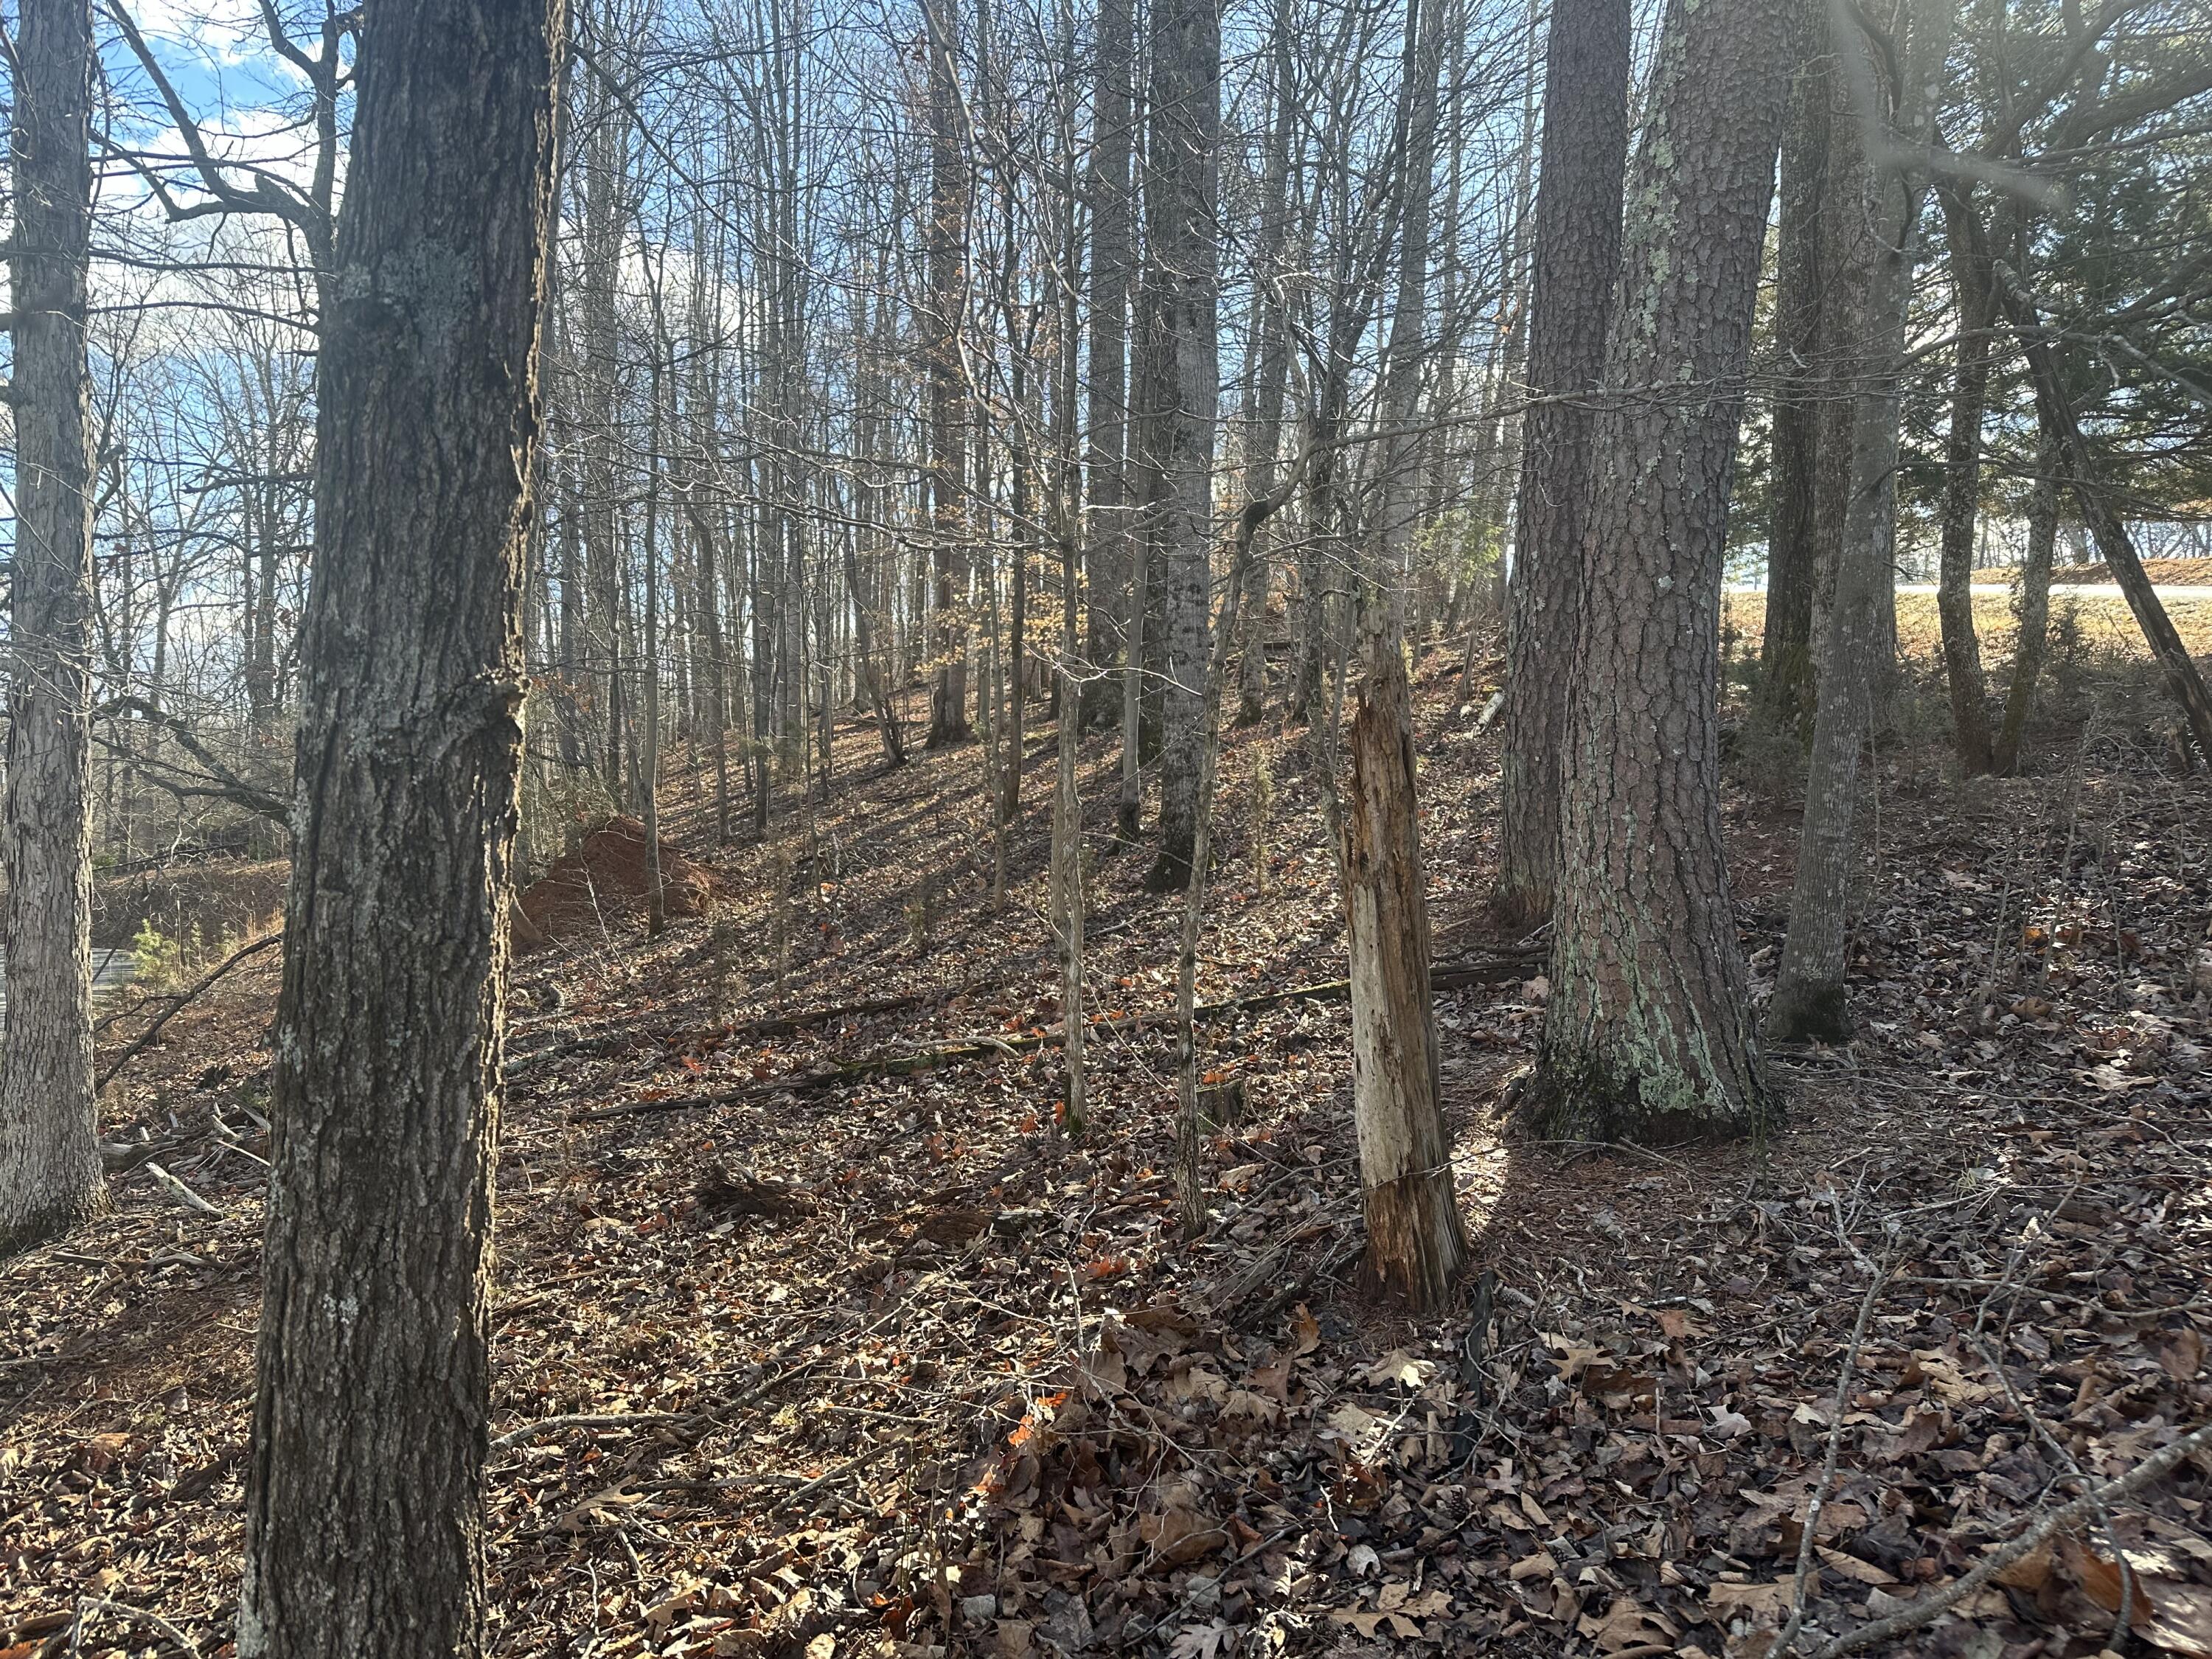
[512, 816, 714, 952]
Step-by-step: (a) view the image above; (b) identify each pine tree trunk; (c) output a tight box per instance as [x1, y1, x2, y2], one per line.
[1143, 0, 1221, 891]
[1529, 0, 1794, 1140]
[1994, 420, 2060, 775]
[0, 0, 103, 1255]
[1770, 0, 1954, 1044]
[1492, 0, 1630, 927]
[237, 4, 560, 1652]
[1758, 25, 1831, 732]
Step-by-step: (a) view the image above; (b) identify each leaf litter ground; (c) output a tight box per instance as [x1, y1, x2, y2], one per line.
[4, 645, 2210, 1659]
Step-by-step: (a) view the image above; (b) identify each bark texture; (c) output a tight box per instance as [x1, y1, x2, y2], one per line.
[1493, 0, 1630, 927]
[1770, 0, 1953, 1044]
[1531, 0, 1795, 1140]
[1082, 0, 1136, 731]
[238, 4, 561, 1653]
[925, 0, 973, 748]
[1759, 27, 1832, 731]
[0, 0, 103, 1254]
[1344, 638, 1467, 1311]
[1141, 0, 1220, 891]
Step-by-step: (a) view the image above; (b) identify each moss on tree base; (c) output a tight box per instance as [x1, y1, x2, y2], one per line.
[1520, 1043, 1772, 1147]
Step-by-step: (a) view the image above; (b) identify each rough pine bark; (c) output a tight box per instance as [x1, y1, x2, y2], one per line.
[1142, 0, 1220, 891]
[1492, 0, 1630, 926]
[1528, 0, 1795, 1141]
[1759, 29, 1832, 731]
[1769, 0, 1952, 1044]
[237, 3, 562, 1653]
[0, 0, 104, 1255]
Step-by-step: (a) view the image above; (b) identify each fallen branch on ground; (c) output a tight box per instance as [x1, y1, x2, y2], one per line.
[97, 932, 282, 1092]
[1804, 1416, 2212, 1658]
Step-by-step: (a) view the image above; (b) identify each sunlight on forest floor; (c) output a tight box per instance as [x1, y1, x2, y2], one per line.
[1722, 587, 2212, 661]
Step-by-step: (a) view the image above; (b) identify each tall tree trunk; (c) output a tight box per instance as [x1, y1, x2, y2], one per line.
[1491, 0, 1630, 928]
[1770, 0, 1955, 1044]
[1994, 419, 2061, 775]
[1082, 0, 1136, 732]
[1141, 0, 1222, 891]
[238, 4, 560, 1652]
[1529, 0, 1794, 1140]
[1934, 184, 1997, 775]
[1345, 0, 1467, 1312]
[924, 0, 972, 748]
[1234, 6, 1296, 729]
[0, 0, 103, 1254]
[1809, 61, 1873, 692]
[642, 338, 667, 936]
[1758, 24, 1832, 731]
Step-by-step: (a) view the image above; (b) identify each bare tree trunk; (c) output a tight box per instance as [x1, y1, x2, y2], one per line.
[1345, 634, 1465, 1307]
[1492, 0, 1630, 928]
[642, 334, 668, 936]
[1082, 0, 1136, 732]
[1994, 420, 2060, 775]
[925, 0, 973, 748]
[1142, 0, 1222, 892]
[238, 4, 560, 1652]
[1758, 23, 1832, 732]
[1342, 0, 1467, 1312]
[1770, 0, 1955, 1044]
[1529, 0, 1793, 1139]
[1934, 183, 1998, 775]
[0, 0, 104, 1254]
[1234, 5, 1296, 729]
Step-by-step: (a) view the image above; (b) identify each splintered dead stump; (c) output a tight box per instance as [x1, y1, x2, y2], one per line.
[511, 815, 716, 953]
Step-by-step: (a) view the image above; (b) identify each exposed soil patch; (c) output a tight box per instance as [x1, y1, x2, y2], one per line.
[513, 815, 717, 952]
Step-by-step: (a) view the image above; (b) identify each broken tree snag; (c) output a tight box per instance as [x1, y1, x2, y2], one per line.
[1342, 627, 1467, 1314]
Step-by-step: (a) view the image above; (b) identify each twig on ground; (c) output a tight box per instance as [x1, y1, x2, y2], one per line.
[1772, 1253, 1893, 1658]
[141, 1161, 224, 1219]
[72, 1596, 201, 1655]
[96, 931, 282, 1091]
[1803, 1417, 2212, 1658]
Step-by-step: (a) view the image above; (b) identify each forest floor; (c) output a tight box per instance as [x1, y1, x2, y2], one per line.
[4, 636, 2211, 1659]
